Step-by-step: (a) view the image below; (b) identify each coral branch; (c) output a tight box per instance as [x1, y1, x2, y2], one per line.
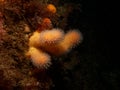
[39, 28, 64, 45]
[28, 28, 82, 58]
[29, 28, 64, 47]
[42, 30, 83, 56]
[27, 47, 51, 69]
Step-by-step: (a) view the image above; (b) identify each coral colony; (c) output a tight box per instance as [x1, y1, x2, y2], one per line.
[0, 0, 82, 69]
[0, 0, 83, 89]
[26, 4, 83, 69]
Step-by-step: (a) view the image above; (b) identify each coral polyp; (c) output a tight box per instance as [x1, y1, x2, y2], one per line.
[46, 4, 57, 13]
[61, 30, 83, 48]
[28, 28, 83, 67]
[39, 28, 64, 45]
[27, 47, 51, 69]
[37, 18, 53, 31]
[0, 0, 84, 89]
[41, 30, 83, 56]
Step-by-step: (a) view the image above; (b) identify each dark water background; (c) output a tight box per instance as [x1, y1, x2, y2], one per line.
[51, 0, 118, 90]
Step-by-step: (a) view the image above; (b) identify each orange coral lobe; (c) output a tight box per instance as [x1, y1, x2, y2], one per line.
[39, 28, 64, 45]
[28, 47, 51, 68]
[42, 18, 52, 28]
[65, 30, 83, 45]
[42, 18, 51, 24]
[38, 18, 52, 31]
[28, 27, 83, 68]
[47, 4, 56, 13]
[29, 31, 41, 47]
[45, 30, 83, 56]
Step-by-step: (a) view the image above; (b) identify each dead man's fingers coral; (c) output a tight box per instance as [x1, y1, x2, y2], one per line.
[61, 30, 83, 49]
[29, 28, 64, 48]
[39, 28, 64, 46]
[37, 18, 52, 31]
[29, 31, 41, 48]
[28, 47, 51, 69]
[46, 4, 56, 14]
[42, 30, 83, 56]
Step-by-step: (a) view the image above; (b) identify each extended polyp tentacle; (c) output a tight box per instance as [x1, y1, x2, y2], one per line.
[39, 28, 64, 46]
[27, 47, 51, 69]
[42, 30, 83, 56]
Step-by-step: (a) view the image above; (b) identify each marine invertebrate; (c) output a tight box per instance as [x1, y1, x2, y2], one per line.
[37, 18, 53, 31]
[27, 28, 83, 68]
[46, 4, 56, 14]
[42, 30, 83, 56]
[39, 28, 64, 45]
[24, 2, 83, 69]
[29, 28, 64, 47]
[0, 0, 84, 89]
[27, 47, 51, 69]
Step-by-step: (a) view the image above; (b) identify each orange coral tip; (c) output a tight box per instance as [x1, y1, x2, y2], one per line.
[28, 47, 51, 69]
[47, 4, 56, 13]
[39, 28, 64, 45]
